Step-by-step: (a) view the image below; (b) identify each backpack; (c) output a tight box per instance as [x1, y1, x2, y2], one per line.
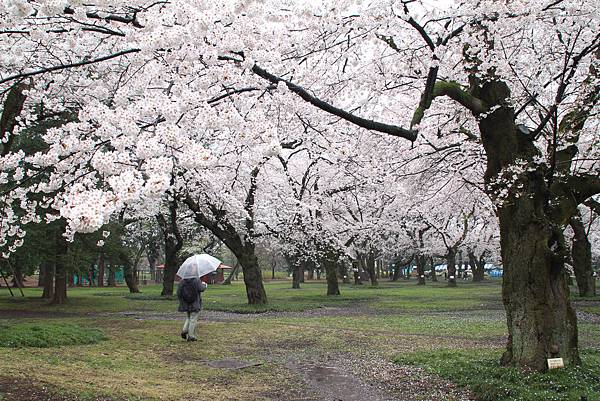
[181, 279, 198, 304]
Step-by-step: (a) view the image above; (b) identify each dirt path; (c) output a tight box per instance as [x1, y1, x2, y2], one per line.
[2, 304, 596, 401]
[281, 352, 474, 401]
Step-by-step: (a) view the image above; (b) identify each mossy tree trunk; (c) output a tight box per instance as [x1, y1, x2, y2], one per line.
[474, 80, 596, 370]
[497, 189, 579, 370]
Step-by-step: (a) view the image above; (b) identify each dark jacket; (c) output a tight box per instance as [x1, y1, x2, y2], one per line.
[177, 278, 207, 312]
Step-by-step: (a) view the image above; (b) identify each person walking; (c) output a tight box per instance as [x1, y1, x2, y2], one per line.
[177, 277, 207, 341]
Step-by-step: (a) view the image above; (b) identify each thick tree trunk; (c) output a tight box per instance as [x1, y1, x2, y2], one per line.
[157, 202, 184, 296]
[119, 251, 140, 294]
[97, 253, 105, 287]
[41, 263, 54, 300]
[161, 247, 178, 296]
[299, 263, 305, 283]
[184, 191, 267, 304]
[324, 257, 340, 296]
[146, 240, 159, 282]
[416, 255, 426, 285]
[341, 262, 350, 283]
[391, 265, 401, 281]
[446, 249, 457, 287]
[292, 261, 301, 289]
[477, 80, 580, 370]
[429, 256, 437, 282]
[498, 202, 579, 370]
[52, 264, 67, 304]
[469, 251, 485, 282]
[51, 237, 68, 305]
[237, 246, 268, 304]
[353, 260, 362, 285]
[38, 265, 45, 287]
[50, 232, 68, 304]
[365, 253, 378, 286]
[570, 214, 595, 297]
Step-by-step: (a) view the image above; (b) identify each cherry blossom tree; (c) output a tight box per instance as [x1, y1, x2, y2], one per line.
[1, 0, 598, 371]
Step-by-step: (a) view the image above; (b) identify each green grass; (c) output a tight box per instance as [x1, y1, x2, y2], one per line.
[274, 312, 507, 339]
[0, 280, 504, 314]
[394, 349, 600, 401]
[0, 279, 598, 400]
[0, 322, 107, 348]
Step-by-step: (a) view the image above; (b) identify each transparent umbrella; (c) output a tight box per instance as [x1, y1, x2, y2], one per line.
[176, 254, 222, 279]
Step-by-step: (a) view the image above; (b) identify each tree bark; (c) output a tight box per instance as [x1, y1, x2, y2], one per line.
[365, 252, 378, 286]
[353, 260, 363, 285]
[119, 251, 140, 293]
[184, 183, 267, 304]
[97, 253, 105, 287]
[429, 256, 437, 282]
[446, 249, 457, 287]
[237, 245, 268, 304]
[292, 260, 301, 289]
[38, 265, 45, 287]
[107, 266, 116, 287]
[570, 213, 595, 297]
[477, 80, 580, 370]
[157, 201, 184, 296]
[51, 236, 68, 305]
[41, 263, 54, 300]
[160, 245, 178, 296]
[416, 254, 426, 285]
[324, 254, 340, 295]
[498, 199, 579, 370]
[469, 251, 485, 282]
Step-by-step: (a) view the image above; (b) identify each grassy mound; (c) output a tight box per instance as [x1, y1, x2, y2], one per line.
[0, 323, 107, 348]
[394, 349, 600, 401]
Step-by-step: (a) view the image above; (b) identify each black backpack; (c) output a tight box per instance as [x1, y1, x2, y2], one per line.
[181, 279, 198, 304]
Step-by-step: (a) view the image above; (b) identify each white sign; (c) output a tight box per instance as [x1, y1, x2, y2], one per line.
[547, 358, 564, 369]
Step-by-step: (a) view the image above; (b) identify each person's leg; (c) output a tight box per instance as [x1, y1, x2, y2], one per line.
[187, 311, 200, 340]
[181, 311, 190, 339]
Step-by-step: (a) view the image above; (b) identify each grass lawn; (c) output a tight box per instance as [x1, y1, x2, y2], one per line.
[0, 279, 598, 400]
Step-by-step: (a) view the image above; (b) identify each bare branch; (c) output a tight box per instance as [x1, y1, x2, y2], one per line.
[0, 48, 141, 86]
[251, 64, 417, 141]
